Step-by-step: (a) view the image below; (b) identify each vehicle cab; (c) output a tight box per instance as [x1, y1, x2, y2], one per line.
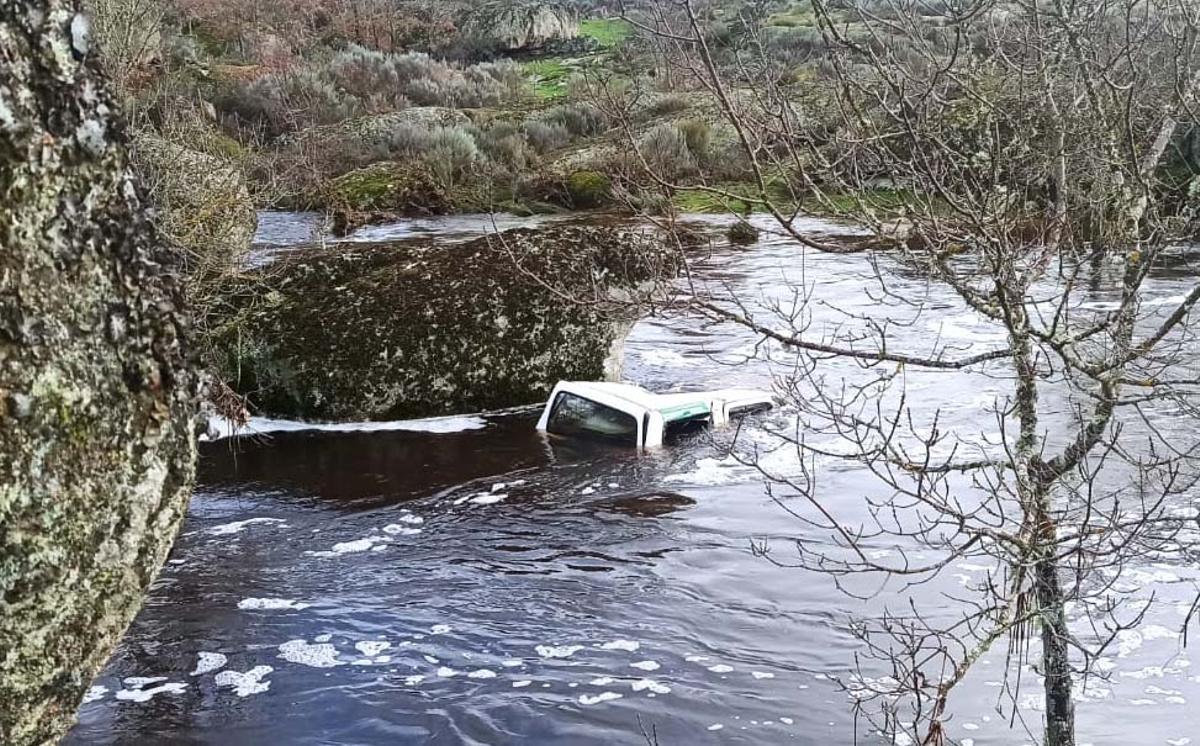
[535, 381, 774, 449]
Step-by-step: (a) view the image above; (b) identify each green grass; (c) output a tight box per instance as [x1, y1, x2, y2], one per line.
[580, 17, 633, 48]
[766, 1, 816, 27]
[673, 183, 919, 217]
[523, 59, 573, 99]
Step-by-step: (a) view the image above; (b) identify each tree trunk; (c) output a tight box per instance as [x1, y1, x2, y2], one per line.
[0, 2, 198, 744]
[1037, 538, 1076, 746]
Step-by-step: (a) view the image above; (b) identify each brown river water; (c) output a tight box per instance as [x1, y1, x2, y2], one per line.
[68, 212, 1200, 745]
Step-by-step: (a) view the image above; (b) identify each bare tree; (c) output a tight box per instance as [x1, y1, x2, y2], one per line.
[612, 1, 1200, 744]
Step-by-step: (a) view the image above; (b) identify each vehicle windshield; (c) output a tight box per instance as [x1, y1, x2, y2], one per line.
[546, 392, 638, 446]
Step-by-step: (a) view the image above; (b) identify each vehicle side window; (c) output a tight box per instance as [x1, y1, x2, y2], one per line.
[727, 403, 771, 419]
[547, 393, 638, 445]
[663, 415, 710, 444]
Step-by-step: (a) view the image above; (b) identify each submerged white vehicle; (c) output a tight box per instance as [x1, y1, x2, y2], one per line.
[536, 381, 774, 448]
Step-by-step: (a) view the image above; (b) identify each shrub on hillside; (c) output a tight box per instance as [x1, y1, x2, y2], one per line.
[220, 48, 527, 138]
[422, 127, 480, 187]
[524, 120, 571, 153]
[540, 103, 609, 138]
[638, 123, 697, 178]
[676, 119, 712, 161]
[221, 70, 364, 138]
[329, 45, 410, 111]
[642, 93, 692, 119]
[473, 122, 532, 169]
[383, 122, 435, 156]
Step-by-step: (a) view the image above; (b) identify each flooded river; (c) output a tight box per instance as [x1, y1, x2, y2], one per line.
[69, 213, 1200, 745]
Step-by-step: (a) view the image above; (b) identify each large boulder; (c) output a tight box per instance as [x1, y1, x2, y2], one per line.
[208, 226, 675, 420]
[463, 1, 579, 53]
[0, 3, 199, 743]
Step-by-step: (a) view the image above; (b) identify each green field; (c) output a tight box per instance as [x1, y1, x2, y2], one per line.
[579, 18, 633, 48]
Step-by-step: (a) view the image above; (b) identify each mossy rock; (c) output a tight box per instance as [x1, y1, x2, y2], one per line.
[727, 221, 761, 244]
[566, 170, 613, 208]
[209, 225, 678, 420]
[329, 161, 451, 213]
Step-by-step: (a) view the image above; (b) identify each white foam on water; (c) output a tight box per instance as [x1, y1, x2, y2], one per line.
[382, 525, 421, 536]
[468, 669, 497, 679]
[214, 666, 272, 697]
[238, 597, 310, 611]
[581, 487, 596, 495]
[471, 493, 507, 505]
[512, 680, 532, 688]
[630, 660, 660, 672]
[751, 671, 775, 680]
[780, 717, 794, 725]
[314, 634, 332, 643]
[207, 414, 488, 440]
[631, 679, 670, 694]
[278, 639, 343, 668]
[308, 537, 383, 557]
[396, 513, 424, 525]
[1117, 630, 1145, 657]
[707, 724, 724, 731]
[437, 667, 460, 678]
[1122, 666, 1168, 680]
[208, 517, 286, 536]
[403, 675, 425, 686]
[589, 676, 615, 686]
[1142, 624, 1179, 641]
[115, 682, 187, 703]
[708, 664, 734, 673]
[1168, 738, 1192, 745]
[123, 676, 166, 687]
[665, 456, 746, 486]
[501, 659, 524, 668]
[536, 644, 584, 659]
[424, 655, 440, 664]
[355, 641, 390, 657]
[429, 624, 453, 635]
[579, 691, 622, 705]
[961, 723, 979, 731]
[82, 685, 108, 704]
[637, 348, 694, 369]
[599, 640, 640, 652]
[190, 652, 228, 676]
[685, 655, 710, 662]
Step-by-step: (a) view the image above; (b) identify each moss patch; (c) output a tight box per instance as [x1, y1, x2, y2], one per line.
[579, 17, 633, 47]
[566, 170, 613, 208]
[523, 59, 574, 99]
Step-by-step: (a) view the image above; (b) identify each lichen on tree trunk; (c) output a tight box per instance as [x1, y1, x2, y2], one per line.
[0, 2, 198, 744]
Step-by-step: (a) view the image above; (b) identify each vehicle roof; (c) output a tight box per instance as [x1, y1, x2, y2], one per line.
[555, 381, 771, 421]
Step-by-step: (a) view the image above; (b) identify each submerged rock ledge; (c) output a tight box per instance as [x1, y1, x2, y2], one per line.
[209, 225, 676, 420]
